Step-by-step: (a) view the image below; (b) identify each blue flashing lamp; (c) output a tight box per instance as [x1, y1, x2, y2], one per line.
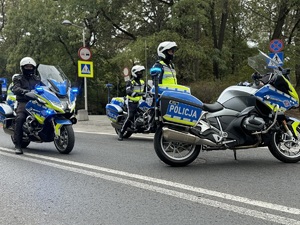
[71, 87, 79, 94]
[35, 85, 44, 94]
[150, 67, 162, 76]
[45, 109, 55, 116]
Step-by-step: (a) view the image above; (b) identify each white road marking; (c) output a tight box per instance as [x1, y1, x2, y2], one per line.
[74, 130, 154, 139]
[0, 147, 300, 224]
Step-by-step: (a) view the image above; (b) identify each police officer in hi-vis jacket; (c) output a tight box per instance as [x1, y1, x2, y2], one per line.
[151, 41, 178, 85]
[118, 65, 147, 141]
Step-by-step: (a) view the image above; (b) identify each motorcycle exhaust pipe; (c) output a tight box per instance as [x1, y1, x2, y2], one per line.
[162, 127, 217, 146]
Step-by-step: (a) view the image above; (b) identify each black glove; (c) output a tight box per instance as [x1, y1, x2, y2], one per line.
[22, 89, 30, 95]
[251, 72, 262, 80]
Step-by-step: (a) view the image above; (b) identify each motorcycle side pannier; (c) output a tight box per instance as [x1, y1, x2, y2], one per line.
[0, 103, 14, 123]
[105, 97, 125, 122]
[160, 91, 203, 126]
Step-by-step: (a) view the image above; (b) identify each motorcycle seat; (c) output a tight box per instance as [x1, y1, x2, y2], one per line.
[202, 102, 223, 112]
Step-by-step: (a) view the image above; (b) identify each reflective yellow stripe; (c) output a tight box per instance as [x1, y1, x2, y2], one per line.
[265, 102, 286, 112]
[158, 84, 191, 93]
[127, 96, 142, 102]
[55, 123, 62, 136]
[163, 115, 197, 126]
[282, 75, 299, 102]
[291, 121, 300, 137]
[34, 114, 45, 124]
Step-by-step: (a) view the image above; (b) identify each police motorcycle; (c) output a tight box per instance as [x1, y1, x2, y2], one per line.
[105, 90, 156, 138]
[106, 81, 191, 139]
[0, 64, 78, 154]
[150, 50, 300, 166]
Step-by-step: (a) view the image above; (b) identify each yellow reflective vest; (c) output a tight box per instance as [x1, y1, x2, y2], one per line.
[127, 79, 145, 102]
[160, 60, 177, 85]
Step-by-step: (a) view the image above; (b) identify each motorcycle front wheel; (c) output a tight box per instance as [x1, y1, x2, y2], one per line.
[268, 130, 300, 163]
[54, 125, 75, 154]
[154, 126, 201, 167]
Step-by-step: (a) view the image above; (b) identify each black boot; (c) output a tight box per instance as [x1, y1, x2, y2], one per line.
[118, 131, 123, 141]
[15, 145, 23, 155]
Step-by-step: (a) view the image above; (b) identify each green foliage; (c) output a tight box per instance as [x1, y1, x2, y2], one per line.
[0, 0, 299, 114]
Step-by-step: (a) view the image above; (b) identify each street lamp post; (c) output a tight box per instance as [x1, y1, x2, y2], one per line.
[62, 19, 88, 114]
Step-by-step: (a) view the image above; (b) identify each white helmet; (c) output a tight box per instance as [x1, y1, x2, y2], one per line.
[131, 65, 145, 78]
[20, 57, 37, 68]
[157, 41, 177, 59]
[20, 57, 37, 76]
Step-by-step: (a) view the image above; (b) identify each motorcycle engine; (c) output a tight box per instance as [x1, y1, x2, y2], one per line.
[134, 116, 144, 127]
[242, 115, 265, 132]
[23, 116, 39, 133]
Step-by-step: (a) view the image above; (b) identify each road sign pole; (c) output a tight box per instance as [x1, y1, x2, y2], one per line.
[82, 29, 88, 113]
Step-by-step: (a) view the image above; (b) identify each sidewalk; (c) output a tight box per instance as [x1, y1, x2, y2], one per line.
[73, 115, 115, 133]
[73, 115, 155, 139]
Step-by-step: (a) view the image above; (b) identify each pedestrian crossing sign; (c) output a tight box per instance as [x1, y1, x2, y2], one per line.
[78, 60, 94, 78]
[268, 52, 284, 68]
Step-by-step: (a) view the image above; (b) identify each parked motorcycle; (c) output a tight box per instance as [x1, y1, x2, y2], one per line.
[105, 84, 191, 139]
[0, 64, 78, 154]
[150, 50, 300, 166]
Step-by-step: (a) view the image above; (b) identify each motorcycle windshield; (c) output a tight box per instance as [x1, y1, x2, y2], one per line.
[247, 50, 280, 76]
[249, 50, 299, 103]
[37, 64, 70, 96]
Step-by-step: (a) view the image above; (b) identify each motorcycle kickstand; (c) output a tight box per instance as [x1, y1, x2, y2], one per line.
[233, 149, 237, 160]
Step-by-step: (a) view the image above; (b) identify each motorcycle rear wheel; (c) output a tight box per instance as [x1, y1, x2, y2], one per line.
[11, 136, 30, 148]
[54, 125, 75, 154]
[268, 131, 300, 163]
[154, 126, 201, 167]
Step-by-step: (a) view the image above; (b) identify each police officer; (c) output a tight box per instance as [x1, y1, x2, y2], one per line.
[152, 41, 178, 85]
[118, 65, 147, 141]
[12, 57, 41, 154]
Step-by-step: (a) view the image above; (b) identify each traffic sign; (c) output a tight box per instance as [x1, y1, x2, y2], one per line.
[123, 67, 129, 76]
[269, 39, 284, 53]
[78, 60, 94, 78]
[78, 47, 92, 61]
[268, 52, 284, 68]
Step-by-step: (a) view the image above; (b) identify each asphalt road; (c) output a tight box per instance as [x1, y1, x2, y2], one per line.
[0, 116, 300, 225]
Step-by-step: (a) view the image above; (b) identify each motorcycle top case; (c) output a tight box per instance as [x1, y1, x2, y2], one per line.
[150, 84, 191, 95]
[160, 91, 203, 126]
[110, 97, 125, 108]
[106, 97, 125, 122]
